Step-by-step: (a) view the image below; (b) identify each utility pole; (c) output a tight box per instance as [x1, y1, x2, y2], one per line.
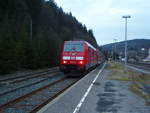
[112, 45, 114, 61]
[114, 39, 118, 62]
[122, 15, 131, 68]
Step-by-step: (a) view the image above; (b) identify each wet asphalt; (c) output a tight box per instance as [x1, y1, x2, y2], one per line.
[79, 69, 150, 113]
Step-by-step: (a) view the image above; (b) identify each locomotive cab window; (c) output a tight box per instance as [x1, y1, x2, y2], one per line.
[64, 43, 84, 52]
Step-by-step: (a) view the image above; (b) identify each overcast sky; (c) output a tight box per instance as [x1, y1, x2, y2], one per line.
[53, 0, 150, 45]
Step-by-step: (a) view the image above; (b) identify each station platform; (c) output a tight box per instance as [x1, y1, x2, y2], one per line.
[38, 63, 150, 113]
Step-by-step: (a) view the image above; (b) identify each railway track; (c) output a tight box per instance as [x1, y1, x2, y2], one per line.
[0, 66, 86, 113]
[0, 71, 62, 97]
[128, 62, 150, 71]
[0, 64, 102, 112]
[0, 67, 59, 85]
[0, 71, 64, 107]
[0, 77, 80, 113]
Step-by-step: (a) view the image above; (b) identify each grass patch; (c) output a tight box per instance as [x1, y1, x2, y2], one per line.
[110, 63, 124, 70]
[108, 62, 150, 82]
[108, 62, 131, 81]
[109, 70, 132, 81]
[131, 83, 150, 106]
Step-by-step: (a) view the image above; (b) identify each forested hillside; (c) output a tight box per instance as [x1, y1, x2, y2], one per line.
[0, 0, 98, 73]
[102, 39, 150, 61]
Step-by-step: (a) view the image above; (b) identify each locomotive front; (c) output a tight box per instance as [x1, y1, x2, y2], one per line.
[60, 41, 87, 73]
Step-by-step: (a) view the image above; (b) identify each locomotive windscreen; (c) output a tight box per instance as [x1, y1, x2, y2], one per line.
[64, 43, 84, 52]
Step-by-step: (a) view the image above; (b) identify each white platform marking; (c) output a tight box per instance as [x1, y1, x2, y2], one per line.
[73, 63, 106, 113]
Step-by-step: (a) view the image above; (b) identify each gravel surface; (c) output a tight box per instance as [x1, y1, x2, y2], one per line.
[0, 67, 58, 81]
[0, 72, 62, 94]
[3, 78, 77, 113]
[0, 72, 65, 105]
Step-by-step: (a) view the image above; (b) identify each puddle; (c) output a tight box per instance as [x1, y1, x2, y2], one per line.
[104, 81, 117, 92]
[93, 82, 101, 86]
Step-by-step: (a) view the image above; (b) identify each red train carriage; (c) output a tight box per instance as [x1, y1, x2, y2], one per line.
[59, 41, 102, 73]
[96, 49, 105, 64]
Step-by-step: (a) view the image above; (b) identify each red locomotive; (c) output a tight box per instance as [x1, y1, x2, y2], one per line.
[59, 41, 103, 73]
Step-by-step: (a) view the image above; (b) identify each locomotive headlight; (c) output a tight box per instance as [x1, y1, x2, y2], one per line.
[79, 61, 83, 65]
[63, 60, 67, 64]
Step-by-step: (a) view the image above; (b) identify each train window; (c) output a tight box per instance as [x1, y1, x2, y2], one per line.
[64, 44, 84, 52]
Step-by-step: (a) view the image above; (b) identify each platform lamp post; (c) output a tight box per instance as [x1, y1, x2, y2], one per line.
[122, 15, 131, 69]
